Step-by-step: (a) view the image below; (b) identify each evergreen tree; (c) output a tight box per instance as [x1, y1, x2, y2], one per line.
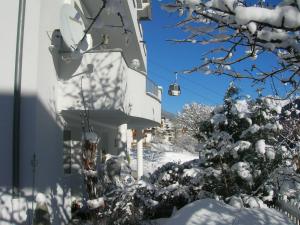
[199, 83, 287, 198]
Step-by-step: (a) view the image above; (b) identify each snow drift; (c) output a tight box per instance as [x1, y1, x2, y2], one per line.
[164, 199, 293, 225]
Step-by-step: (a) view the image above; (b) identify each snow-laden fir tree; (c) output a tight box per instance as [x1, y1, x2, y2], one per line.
[199, 83, 288, 199]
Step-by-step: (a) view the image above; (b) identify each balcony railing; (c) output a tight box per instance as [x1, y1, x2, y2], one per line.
[146, 78, 160, 101]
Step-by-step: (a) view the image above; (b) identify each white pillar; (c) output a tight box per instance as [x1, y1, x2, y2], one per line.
[116, 123, 127, 155]
[136, 129, 144, 180]
[127, 129, 133, 151]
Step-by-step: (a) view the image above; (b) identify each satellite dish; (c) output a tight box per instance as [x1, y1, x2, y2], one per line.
[60, 4, 88, 52]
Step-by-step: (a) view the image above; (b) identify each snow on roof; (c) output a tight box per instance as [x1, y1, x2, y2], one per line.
[164, 199, 293, 225]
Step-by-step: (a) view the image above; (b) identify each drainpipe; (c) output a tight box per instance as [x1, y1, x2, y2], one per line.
[136, 129, 143, 180]
[12, 0, 26, 197]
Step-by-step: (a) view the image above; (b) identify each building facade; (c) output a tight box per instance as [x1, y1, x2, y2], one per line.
[0, 0, 161, 224]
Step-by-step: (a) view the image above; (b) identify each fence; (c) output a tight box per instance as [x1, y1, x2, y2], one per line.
[146, 78, 160, 100]
[271, 196, 300, 225]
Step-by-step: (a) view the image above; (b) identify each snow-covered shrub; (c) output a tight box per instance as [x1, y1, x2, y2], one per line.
[281, 98, 300, 151]
[71, 151, 142, 225]
[198, 83, 291, 200]
[135, 160, 214, 219]
[133, 87, 299, 221]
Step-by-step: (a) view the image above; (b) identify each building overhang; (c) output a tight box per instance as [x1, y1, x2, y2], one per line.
[78, 0, 147, 72]
[137, 0, 152, 21]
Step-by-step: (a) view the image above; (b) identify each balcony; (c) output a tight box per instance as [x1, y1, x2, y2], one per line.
[57, 50, 161, 129]
[79, 0, 149, 72]
[146, 78, 162, 101]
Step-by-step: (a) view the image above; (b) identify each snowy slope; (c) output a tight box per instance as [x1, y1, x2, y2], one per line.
[129, 144, 198, 176]
[155, 199, 293, 225]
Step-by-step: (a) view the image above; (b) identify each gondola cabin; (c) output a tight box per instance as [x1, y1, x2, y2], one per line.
[168, 83, 181, 96]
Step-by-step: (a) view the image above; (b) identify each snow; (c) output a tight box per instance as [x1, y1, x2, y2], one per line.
[36, 193, 47, 204]
[257, 28, 289, 42]
[263, 97, 283, 114]
[234, 5, 300, 29]
[229, 196, 244, 208]
[231, 141, 251, 158]
[204, 167, 222, 178]
[262, 190, 274, 202]
[161, 151, 198, 165]
[247, 22, 257, 34]
[231, 99, 250, 118]
[264, 122, 281, 131]
[11, 198, 27, 223]
[183, 168, 202, 178]
[87, 197, 105, 209]
[156, 199, 293, 225]
[130, 144, 198, 176]
[266, 149, 276, 160]
[255, 139, 266, 155]
[231, 162, 253, 183]
[241, 124, 260, 137]
[244, 197, 267, 208]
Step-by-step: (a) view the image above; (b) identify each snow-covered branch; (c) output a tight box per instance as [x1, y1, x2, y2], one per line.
[162, 0, 300, 95]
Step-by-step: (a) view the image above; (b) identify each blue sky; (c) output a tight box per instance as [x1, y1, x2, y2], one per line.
[142, 0, 286, 113]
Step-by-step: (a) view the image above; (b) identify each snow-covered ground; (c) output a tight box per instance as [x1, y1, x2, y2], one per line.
[130, 142, 296, 225]
[129, 143, 198, 176]
[144, 199, 293, 225]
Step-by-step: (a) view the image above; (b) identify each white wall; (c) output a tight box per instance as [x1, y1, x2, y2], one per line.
[1, 0, 72, 224]
[0, 2, 20, 224]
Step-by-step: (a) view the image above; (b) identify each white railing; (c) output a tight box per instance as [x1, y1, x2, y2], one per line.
[271, 196, 300, 225]
[146, 78, 160, 101]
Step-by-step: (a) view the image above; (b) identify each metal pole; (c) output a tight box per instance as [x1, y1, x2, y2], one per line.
[13, 0, 26, 197]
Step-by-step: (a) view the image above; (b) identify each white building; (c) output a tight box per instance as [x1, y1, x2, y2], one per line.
[0, 0, 161, 224]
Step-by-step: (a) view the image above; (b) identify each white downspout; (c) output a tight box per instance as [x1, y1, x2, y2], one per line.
[136, 129, 143, 180]
[12, 0, 26, 198]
